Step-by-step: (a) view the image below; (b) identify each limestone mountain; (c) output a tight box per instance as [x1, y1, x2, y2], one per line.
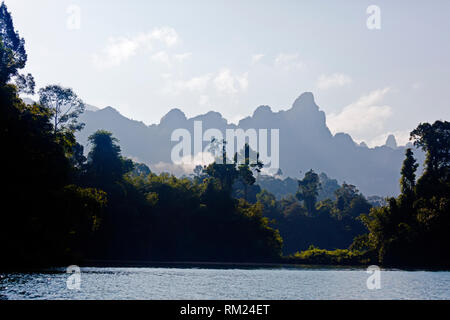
[76, 92, 423, 196]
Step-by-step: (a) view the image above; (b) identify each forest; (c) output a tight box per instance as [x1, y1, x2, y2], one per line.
[1, 3, 449, 269]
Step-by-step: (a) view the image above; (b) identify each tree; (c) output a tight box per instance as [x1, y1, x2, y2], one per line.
[335, 183, 359, 211]
[411, 121, 450, 176]
[131, 163, 151, 177]
[205, 140, 239, 193]
[0, 3, 34, 92]
[411, 121, 450, 197]
[399, 148, 418, 196]
[358, 121, 450, 267]
[38, 85, 85, 135]
[235, 144, 262, 201]
[86, 130, 134, 185]
[296, 170, 321, 214]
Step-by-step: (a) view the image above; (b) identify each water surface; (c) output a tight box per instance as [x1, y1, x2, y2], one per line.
[1, 266, 449, 300]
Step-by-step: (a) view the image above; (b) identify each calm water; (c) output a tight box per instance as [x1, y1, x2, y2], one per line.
[0, 266, 449, 300]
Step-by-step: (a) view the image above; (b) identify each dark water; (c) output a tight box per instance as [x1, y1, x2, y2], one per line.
[1, 266, 449, 300]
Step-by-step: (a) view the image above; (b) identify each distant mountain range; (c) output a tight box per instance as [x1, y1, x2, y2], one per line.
[74, 92, 423, 197]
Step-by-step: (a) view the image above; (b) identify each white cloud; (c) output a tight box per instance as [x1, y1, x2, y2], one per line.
[147, 27, 179, 47]
[151, 51, 172, 67]
[92, 27, 179, 69]
[236, 72, 249, 91]
[213, 69, 249, 95]
[92, 37, 140, 68]
[199, 95, 209, 106]
[151, 51, 192, 68]
[251, 54, 264, 65]
[316, 73, 352, 90]
[180, 74, 212, 92]
[327, 88, 392, 141]
[274, 53, 303, 70]
[162, 73, 212, 95]
[163, 68, 248, 97]
[173, 52, 192, 63]
[365, 130, 412, 148]
[151, 152, 215, 176]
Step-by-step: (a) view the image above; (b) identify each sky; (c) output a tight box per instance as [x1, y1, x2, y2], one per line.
[4, 0, 450, 147]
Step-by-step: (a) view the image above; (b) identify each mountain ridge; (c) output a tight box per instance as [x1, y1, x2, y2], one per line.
[76, 92, 424, 196]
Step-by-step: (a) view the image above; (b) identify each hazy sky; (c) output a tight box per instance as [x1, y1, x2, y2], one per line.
[5, 0, 450, 146]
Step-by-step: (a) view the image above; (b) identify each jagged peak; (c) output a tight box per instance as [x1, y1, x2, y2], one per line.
[253, 105, 272, 117]
[385, 134, 397, 149]
[359, 141, 368, 148]
[334, 132, 355, 146]
[194, 110, 224, 120]
[160, 108, 187, 125]
[101, 106, 120, 114]
[292, 92, 317, 110]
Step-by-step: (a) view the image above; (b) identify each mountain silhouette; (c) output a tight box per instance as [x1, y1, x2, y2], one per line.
[76, 92, 423, 196]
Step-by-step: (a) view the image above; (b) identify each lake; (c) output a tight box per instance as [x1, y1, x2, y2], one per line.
[1, 266, 449, 300]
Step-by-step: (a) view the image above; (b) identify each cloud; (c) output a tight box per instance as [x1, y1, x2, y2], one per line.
[162, 73, 212, 95]
[365, 130, 412, 148]
[92, 37, 140, 68]
[274, 53, 303, 70]
[199, 95, 209, 106]
[151, 51, 172, 67]
[327, 88, 392, 141]
[251, 54, 264, 65]
[316, 73, 352, 90]
[151, 152, 215, 176]
[179, 74, 212, 92]
[147, 27, 179, 47]
[173, 52, 192, 63]
[163, 68, 248, 96]
[150, 51, 192, 68]
[92, 27, 179, 69]
[213, 69, 249, 95]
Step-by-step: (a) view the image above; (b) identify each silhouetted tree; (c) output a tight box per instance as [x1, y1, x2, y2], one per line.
[86, 130, 134, 185]
[296, 170, 321, 214]
[38, 85, 86, 135]
[400, 148, 418, 196]
[0, 3, 34, 92]
[359, 121, 450, 267]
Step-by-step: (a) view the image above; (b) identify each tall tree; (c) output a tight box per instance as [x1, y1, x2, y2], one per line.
[399, 148, 418, 196]
[411, 121, 450, 176]
[0, 2, 34, 92]
[359, 121, 450, 267]
[38, 85, 86, 135]
[205, 140, 239, 193]
[235, 144, 262, 201]
[86, 130, 134, 185]
[296, 170, 321, 214]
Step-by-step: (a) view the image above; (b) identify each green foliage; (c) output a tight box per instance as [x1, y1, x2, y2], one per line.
[130, 162, 151, 177]
[256, 182, 371, 255]
[0, 2, 26, 84]
[122, 170, 283, 261]
[2, 2, 447, 268]
[0, 4, 105, 268]
[287, 246, 370, 265]
[296, 169, 321, 214]
[0, 82, 105, 268]
[0, 3, 34, 93]
[255, 172, 339, 202]
[400, 148, 418, 196]
[359, 121, 450, 267]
